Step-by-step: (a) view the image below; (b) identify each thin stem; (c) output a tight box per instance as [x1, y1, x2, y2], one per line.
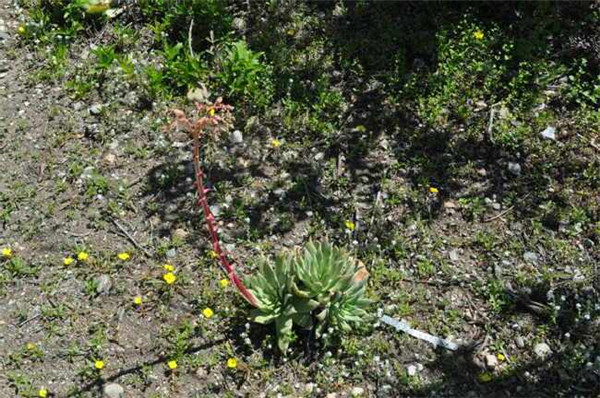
[191, 127, 259, 307]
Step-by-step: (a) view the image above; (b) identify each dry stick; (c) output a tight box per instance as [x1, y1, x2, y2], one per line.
[188, 18, 195, 58]
[483, 193, 531, 223]
[16, 314, 40, 328]
[487, 102, 501, 144]
[577, 133, 600, 152]
[111, 218, 152, 258]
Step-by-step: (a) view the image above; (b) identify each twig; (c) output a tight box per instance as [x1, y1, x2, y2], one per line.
[16, 314, 40, 328]
[483, 205, 516, 223]
[188, 18, 195, 58]
[483, 193, 531, 223]
[399, 277, 460, 287]
[369, 190, 382, 228]
[64, 230, 92, 238]
[578, 133, 600, 152]
[111, 218, 152, 258]
[487, 102, 501, 144]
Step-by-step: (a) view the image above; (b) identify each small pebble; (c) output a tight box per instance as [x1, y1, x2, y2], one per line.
[103, 383, 124, 398]
[89, 103, 103, 115]
[95, 274, 112, 294]
[407, 364, 418, 377]
[508, 162, 522, 176]
[534, 342, 552, 359]
[230, 130, 243, 144]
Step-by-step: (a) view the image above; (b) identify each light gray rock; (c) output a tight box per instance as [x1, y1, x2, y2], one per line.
[351, 387, 365, 397]
[534, 342, 552, 359]
[508, 162, 522, 176]
[230, 130, 243, 144]
[449, 249, 460, 262]
[523, 252, 538, 263]
[484, 353, 499, 369]
[95, 274, 112, 294]
[103, 383, 124, 398]
[541, 126, 556, 141]
[89, 103, 103, 115]
[516, 336, 525, 348]
[407, 364, 418, 376]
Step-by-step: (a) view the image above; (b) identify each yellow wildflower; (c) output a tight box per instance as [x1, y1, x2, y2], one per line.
[163, 272, 177, 285]
[345, 220, 355, 231]
[167, 360, 178, 370]
[207, 107, 216, 116]
[38, 388, 48, 398]
[227, 358, 237, 369]
[270, 138, 282, 148]
[473, 30, 484, 40]
[163, 264, 175, 272]
[208, 250, 219, 259]
[202, 307, 214, 318]
[219, 278, 229, 288]
[429, 187, 439, 194]
[17, 25, 26, 34]
[26, 342, 36, 350]
[117, 252, 130, 261]
[497, 353, 506, 362]
[133, 296, 143, 305]
[478, 372, 492, 383]
[63, 257, 75, 266]
[77, 251, 89, 261]
[94, 360, 105, 370]
[1, 247, 12, 258]
[286, 29, 296, 36]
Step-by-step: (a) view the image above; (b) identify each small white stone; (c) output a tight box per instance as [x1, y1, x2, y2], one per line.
[540, 126, 556, 140]
[534, 342, 552, 359]
[230, 130, 243, 144]
[484, 353, 499, 369]
[351, 387, 365, 397]
[407, 364, 418, 377]
[103, 383, 124, 398]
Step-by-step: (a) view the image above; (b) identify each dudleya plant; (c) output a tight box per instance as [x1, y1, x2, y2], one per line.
[171, 102, 371, 354]
[246, 242, 372, 353]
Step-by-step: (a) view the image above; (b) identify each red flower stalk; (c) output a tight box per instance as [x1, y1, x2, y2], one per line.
[171, 99, 260, 307]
